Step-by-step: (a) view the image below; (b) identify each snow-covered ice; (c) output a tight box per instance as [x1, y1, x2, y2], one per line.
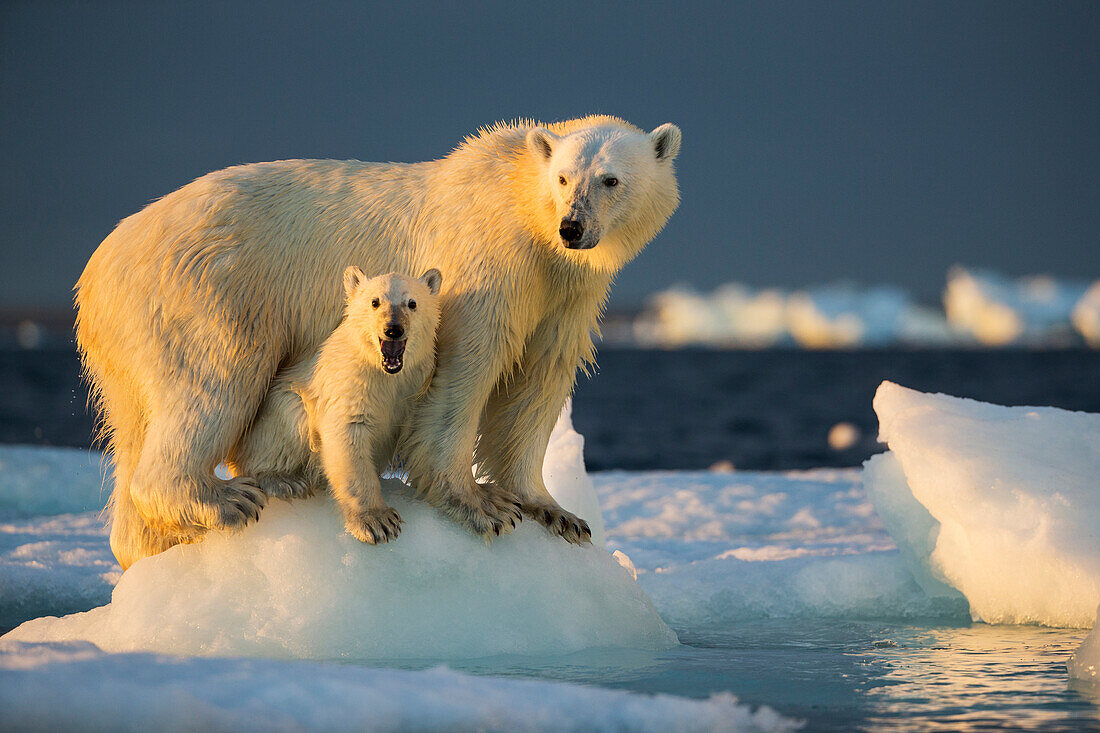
[865, 381, 1100, 627]
[0, 640, 797, 733]
[593, 468, 967, 627]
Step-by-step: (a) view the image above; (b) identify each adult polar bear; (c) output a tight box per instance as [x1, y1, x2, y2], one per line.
[76, 116, 682, 569]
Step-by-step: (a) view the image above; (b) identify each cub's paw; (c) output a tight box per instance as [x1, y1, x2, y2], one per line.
[524, 502, 592, 545]
[346, 506, 403, 544]
[255, 472, 314, 501]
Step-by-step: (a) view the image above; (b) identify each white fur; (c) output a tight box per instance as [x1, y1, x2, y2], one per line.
[231, 270, 441, 545]
[75, 116, 681, 568]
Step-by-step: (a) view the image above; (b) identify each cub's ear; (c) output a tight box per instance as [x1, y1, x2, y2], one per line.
[420, 268, 443, 296]
[649, 123, 682, 161]
[526, 127, 560, 161]
[343, 265, 367, 298]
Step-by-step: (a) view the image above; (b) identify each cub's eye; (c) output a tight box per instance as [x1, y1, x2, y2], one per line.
[371, 298, 380, 309]
[408, 300, 417, 310]
[558, 175, 567, 186]
[604, 177, 618, 187]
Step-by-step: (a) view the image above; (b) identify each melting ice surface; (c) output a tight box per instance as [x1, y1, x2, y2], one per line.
[2, 394, 1100, 729]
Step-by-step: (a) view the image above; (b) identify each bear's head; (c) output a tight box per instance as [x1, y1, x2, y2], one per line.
[341, 266, 443, 375]
[525, 120, 681, 270]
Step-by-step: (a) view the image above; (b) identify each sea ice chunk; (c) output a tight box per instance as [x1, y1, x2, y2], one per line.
[865, 381, 1100, 627]
[3, 486, 675, 659]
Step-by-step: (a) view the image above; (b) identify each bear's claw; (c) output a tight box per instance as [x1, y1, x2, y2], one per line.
[347, 506, 403, 544]
[524, 502, 592, 545]
[253, 472, 315, 501]
[209, 476, 267, 530]
[436, 482, 525, 541]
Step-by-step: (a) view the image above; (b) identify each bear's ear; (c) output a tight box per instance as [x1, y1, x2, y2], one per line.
[649, 123, 682, 161]
[526, 127, 560, 161]
[420, 268, 443, 296]
[343, 265, 367, 298]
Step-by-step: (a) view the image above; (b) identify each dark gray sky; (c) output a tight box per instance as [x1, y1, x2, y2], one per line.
[2, 0, 1098, 312]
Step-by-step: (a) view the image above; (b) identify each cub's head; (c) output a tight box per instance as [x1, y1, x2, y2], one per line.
[342, 267, 443, 374]
[525, 120, 681, 270]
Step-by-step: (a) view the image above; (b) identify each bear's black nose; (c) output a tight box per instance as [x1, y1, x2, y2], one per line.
[384, 323, 404, 340]
[559, 219, 584, 243]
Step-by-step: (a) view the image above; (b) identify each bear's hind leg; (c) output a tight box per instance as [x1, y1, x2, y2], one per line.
[229, 366, 315, 502]
[96, 380, 175, 569]
[129, 381, 271, 544]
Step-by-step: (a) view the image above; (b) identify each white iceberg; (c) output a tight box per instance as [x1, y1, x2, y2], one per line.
[943, 266, 1090, 346]
[864, 381, 1100, 627]
[0, 640, 797, 733]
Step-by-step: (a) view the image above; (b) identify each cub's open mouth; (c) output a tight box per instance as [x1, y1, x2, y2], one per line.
[379, 338, 406, 374]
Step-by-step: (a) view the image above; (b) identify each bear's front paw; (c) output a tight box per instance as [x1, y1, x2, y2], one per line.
[254, 472, 314, 502]
[346, 506, 403, 544]
[438, 484, 523, 541]
[524, 502, 592, 545]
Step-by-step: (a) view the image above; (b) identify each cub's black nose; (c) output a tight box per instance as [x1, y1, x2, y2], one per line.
[383, 324, 404, 340]
[559, 219, 584, 243]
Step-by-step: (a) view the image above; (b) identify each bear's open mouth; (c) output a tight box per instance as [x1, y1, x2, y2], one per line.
[379, 338, 406, 374]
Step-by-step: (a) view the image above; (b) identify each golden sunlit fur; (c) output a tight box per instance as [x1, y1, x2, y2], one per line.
[229, 269, 442, 545]
[75, 115, 681, 568]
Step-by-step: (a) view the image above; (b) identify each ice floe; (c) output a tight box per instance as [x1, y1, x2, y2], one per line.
[0, 640, 797, 733]
[866, 381, 1100, 627]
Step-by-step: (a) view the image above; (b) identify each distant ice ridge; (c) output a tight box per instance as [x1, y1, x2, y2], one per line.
[631, 266, 1100, 348]
[1073, 281, 1100, 348]
[633, 282, 955, 349]
[0, 641, 797, 733]
[864, 382, 1100, 628]
[944, 266, 1091, 346]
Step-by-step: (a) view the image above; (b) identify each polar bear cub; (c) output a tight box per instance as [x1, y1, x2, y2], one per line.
[232, 267, 442, 544]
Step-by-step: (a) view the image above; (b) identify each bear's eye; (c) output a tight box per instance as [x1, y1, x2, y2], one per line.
[558, 175, 567, 186]
[408, 300, 417, 310]
[604, 177, 618, 187]
[371, 298, 380, 309]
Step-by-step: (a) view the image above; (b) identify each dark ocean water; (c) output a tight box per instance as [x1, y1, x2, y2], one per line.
[2, 346, 1099, 471]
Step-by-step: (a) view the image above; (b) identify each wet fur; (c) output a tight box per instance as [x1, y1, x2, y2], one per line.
[75, 115, 680, 568]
